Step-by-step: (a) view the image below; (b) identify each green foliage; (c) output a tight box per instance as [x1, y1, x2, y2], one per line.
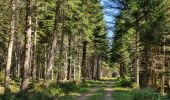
[133, 88, 160, 100]
[131, 83, 139, 89]
[58, 81, 79, 94]
[0, 81, 80, 100]
[0, 92, 52, 100]
[120, 78, 132, 87]
[112, 91, 133, 100]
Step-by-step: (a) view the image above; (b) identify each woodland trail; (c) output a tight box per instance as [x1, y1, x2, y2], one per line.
[56, 79, 115, 100]
[76, 86, 99, 100]
[76, 79, 114, 100]
[103, 80, 114, 100]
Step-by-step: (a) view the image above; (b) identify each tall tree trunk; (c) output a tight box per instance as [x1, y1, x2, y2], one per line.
[44, 44, 48, 79]
[32, 0, 37, 82]
[67, 35, 71, 80]
[135, 31, 140, 88]
[20, 0, 32, 92]
[77, 36, 81, 80]
[161, 34, 166, 95]
[64, 43, 68, 80]
[15, 35, 21, 78]
[5, 0, 16, 93]
[96, 56, 100, 80]
[57, 0, 66, 82]
[144, 40, 149, 87]
[91, 55, 95, 79]
[44, 0, 61, 87]
[82, 41, 87, 79]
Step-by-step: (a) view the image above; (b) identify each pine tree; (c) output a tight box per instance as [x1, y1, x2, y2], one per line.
[20, 0, 32, 92]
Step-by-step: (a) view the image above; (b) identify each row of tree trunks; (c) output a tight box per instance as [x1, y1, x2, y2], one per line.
[3, 0, 103, 93]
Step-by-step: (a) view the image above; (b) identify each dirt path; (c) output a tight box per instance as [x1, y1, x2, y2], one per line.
[55, 79, 115, 100]
[104, 84, 114, 100]
[76, 87, 99, 100]
[76, 79, 114, 100]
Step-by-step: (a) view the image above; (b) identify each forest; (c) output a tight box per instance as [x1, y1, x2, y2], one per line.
[0, 0, 170, 100]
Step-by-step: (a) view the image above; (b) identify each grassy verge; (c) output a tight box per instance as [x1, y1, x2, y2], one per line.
[88, 88, 105, 100]
[112, 83, 133, 100]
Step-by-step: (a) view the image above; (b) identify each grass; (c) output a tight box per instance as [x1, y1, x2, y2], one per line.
[56, 80, 105, 100]
[111, 78, 133, 100]
[57, 95, 76, 100]
[111, 78, 169, 100]
[112, 91, 133, 100]
[88, 88, 105, 100]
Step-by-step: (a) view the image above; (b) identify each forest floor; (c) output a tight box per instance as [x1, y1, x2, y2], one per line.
[0, 78, 169, 100]
[57, 78, 133, 100]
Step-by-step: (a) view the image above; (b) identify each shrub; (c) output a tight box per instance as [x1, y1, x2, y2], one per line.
[131, 83, 139, 89]
[59, 81, 79, 94]
[48, 85, 61, 96]
[120, 78, 132, 87]
[133, 88, 160, 100]
[0, 93, 17, 100]
[0, 91, 53, 100]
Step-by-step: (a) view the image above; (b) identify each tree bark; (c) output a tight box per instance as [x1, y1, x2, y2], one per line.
[67, 35, 71, 80]
[20, 0, 32, 92]
[57, 0, 67, 82]
[135, 23, 140, 87]
[91, 55, 95, 79]
[144, 40, 149, 87]
[96, 56, 100, 80]
[161, 34, 166, 95]
[82, 41, 87, 79]
[44, 0, 61, 87]
[135, 31, 140, 88]
[5, 0, 16, 93]
[32, 0, 37, 82]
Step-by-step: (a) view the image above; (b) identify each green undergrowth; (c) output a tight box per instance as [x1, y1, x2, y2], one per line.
[0, 79, 104, 100]
[112, 78, 167, 100]
[133, 88, 160, 100]
[0, 81, 79, 100]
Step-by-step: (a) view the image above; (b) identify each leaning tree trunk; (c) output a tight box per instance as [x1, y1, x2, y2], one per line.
[20, 0, 32, 92]
[5, 0, 16, 93]
[44, 0, 61, 87]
